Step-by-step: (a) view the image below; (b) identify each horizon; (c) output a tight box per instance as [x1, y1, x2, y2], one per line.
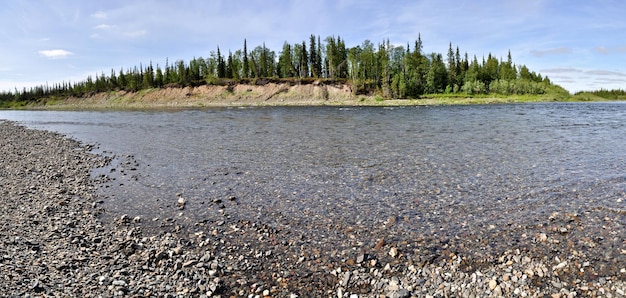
[1, 0, 625, 94]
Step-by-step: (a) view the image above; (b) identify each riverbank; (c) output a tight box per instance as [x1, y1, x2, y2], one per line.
[8, 81, 590, 110]
[1, 120, 624, 297]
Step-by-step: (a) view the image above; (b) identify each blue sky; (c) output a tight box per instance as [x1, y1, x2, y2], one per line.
[1, 0, 625, 93]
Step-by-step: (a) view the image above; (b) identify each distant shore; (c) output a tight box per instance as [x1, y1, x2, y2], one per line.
[8, 81, 606, 110]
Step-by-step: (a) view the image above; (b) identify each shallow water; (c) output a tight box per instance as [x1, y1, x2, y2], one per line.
[2, 103, 625, 244]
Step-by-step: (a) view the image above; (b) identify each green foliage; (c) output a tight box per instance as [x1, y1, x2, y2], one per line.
[575, 89, 626, 100]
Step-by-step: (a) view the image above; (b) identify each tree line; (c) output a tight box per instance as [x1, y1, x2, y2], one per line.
[575, 89, 626, 100]
[1, 34, 566, 104]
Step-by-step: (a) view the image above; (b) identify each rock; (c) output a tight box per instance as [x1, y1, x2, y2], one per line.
[356, 254, 365, 264]
[177, 196, 186, 209]
[489, 279, 498, 291]
[388, 289, 410, 298]
[493, 285, 503, 296]
[389, 247, 398, 258]
[341, 271, 350, 287]
[374, 238, 385, 250]
[183, 260, 198, 268]
[553, 261, 567, 271]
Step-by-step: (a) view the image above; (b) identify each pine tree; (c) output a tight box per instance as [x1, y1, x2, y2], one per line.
[309, 34, 319, 77]
[316, 35, 323, 78]
[300, 41, 309, 78]
[110, 69, 118, 90]
[260, 43, 268, 77]
[278, 42, 294, 78]
[118, 68, 127, 89]
[446, 43, 457, 91]
[217, 47, 226, 78]
[242, 39, 249, 78]
[226, 51, 234, 79]
[155, 65, 164, 87]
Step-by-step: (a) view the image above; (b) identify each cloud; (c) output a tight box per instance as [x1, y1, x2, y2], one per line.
[91, 11, 107, 19]
[594, 77, 626, 83]
[540, 67, 583, 74]
[594, 45, 626, 54]
[38, 49, 73, 59]
[585, 70, 626, 77]
[94, 24, 116, 30]
[530, 47, 571, 57]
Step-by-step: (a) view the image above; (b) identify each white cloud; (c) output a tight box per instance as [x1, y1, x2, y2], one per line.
[585, 70, 626, 77]
[541, 68, 583, 74]
[593, 45, 626, 54]
[94, 24, 116, 30]
[38, 49, 73, 59]
[91, 11, 107, 19]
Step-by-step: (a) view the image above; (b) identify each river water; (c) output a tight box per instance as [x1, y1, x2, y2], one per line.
[1, 103, 625, 261]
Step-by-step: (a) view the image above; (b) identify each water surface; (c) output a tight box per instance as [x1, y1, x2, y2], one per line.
[2, 103, 625, 248]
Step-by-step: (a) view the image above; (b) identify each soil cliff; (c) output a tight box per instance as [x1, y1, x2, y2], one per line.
[60, 81, 359, 108]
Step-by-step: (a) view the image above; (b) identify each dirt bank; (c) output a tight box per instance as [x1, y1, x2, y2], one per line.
[28, 81, 577, 109]
[56, 82, 365, 109]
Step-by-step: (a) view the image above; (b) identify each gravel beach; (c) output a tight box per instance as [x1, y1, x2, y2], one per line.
[1, 120, 624, 297]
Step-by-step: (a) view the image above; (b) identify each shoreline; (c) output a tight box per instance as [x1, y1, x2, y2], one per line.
[1, 120, 624, 296]
[7, 82, 606, 110]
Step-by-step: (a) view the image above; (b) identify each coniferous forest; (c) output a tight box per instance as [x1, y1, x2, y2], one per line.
[0, 34, 580, 105]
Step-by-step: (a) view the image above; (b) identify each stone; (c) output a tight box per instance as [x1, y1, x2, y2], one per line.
[341, 271, 351, 287]
[177, 197, 186, 209]
[183, 260, 198, 268]
[489, 279, 498, 291]
[388, 289, 410, 298]
[389, 247, 398, 258]
[356, 254, 365, 264]
[493, 285, 502, 296]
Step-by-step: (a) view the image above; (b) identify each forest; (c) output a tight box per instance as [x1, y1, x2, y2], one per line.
[0, 34, 576, 105]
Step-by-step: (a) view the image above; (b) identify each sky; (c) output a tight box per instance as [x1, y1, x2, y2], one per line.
[1, 0, 625, 94]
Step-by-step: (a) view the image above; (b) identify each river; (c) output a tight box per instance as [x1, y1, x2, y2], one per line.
[1, 103, 625, 262]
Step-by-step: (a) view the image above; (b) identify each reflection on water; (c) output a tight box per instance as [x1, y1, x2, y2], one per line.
[1, 103, 625, 239]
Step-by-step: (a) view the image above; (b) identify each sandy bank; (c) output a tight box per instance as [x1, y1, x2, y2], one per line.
[58, 82, 362, 109]
[37, 82, 554, 109]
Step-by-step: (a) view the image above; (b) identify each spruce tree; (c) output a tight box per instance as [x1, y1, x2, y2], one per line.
[309, 34, 319, 77]
[217, 47, 226, 78]
[243, 39, 249, 78]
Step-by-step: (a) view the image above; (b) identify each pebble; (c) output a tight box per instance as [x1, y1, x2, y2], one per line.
[488, 279, 498, 291]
